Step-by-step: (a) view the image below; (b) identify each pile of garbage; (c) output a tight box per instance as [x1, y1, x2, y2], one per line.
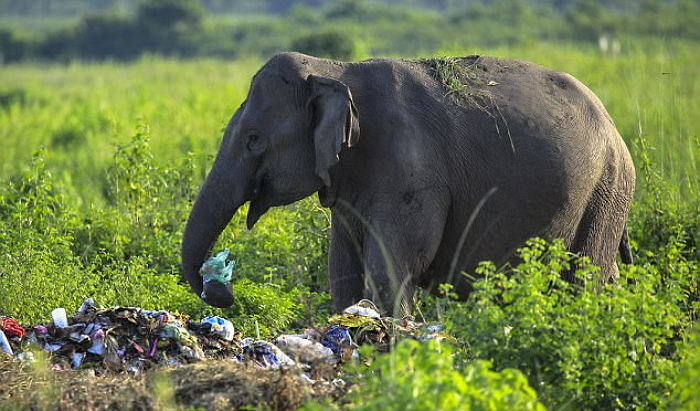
[1, 252, 453, 410]
[0, 298, 450, 376]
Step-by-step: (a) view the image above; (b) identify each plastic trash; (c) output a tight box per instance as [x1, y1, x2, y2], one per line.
[33, 325, 48, 335]
[148, 338, 158, 357]
[342, 299, 381, 319]
[263, 341, 295, 368]
[128, 338, 146, 354]
[180, 344, 205, 360]
[322, 326, 355, 359]
[88, 328, 105, 355]
[103, 334, 123, 371]
[200, 248, 235, 284]
[69, 331, 89, 344]
[0, 292, 460, 393]
[161, 323, 198, 347]
[126, 358, 150, 375]
[17, 351, 34, 363]
[0, 330, 13, 355]
[71, 352, 84, 369]
[274, 334, 335, 364]
[44, 342, 64, 352]
[416, 323, 454, 342]
[201, 316, 235, 341]
[242, 339, 295, 368]
[51, 307, 69, 328]
[1, 299, 244, 372]
[328, 313, 378, 328]
[1, 317, 26, 338]
[77, 298, 95, 313]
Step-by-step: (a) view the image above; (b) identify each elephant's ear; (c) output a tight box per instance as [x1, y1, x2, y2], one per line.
[307, 74, 360, 187]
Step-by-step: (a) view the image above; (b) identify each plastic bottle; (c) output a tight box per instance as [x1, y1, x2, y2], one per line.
[51, 307, 69, 328]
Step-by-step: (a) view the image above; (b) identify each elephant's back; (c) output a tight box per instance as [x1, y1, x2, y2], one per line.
[446, 55, 622, 185]
[419, 55, 631, 291]
[457, 55, 620, 147]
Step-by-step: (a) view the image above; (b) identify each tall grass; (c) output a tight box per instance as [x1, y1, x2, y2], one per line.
[1, 39, 699, 411]
[1, 39, 698, 316]
[2, 41, 697, 205]
[0, 57, 258, 207]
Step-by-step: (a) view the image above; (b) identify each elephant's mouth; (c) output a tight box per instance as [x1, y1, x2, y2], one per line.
[246, 174, 272, 229]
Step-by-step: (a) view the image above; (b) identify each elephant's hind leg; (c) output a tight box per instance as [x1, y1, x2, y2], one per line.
[567, 186, 631, 285]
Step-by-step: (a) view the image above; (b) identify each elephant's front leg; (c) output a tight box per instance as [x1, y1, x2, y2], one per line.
[362, 239, 415, 317]
[361, 205, 447, 317]
[328, 213, 365, 312]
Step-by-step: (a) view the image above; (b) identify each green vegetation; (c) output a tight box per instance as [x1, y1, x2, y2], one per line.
[2, 0, 700, 62]
[303, 340, 547, 411]
[669, 328, 700, 411]
[1, 0, 699, 409]
[449, 238, 695, 410]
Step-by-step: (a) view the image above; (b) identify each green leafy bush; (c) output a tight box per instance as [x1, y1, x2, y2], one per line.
[446, 238, 691, 410]
[0, 42, 697, 409]
[98, 124, 195, 271]
[667, 326, 700, 410]
[302, 339, 546, 411]
[0, 128, 305, 336]
[0, 148, 91, 322]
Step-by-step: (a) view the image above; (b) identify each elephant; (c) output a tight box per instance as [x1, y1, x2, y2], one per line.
[181, 52, 635, 317]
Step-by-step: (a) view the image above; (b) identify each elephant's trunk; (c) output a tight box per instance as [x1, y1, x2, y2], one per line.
[181, 175, 243, 308]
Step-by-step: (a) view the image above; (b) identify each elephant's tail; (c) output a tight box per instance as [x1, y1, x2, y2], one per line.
[618, 222, 633, 265]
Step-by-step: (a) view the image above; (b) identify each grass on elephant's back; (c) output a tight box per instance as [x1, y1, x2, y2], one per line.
[423, 56, 490, 103]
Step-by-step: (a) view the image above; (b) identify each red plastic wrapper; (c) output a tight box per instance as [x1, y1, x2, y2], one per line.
[1, 316, 25, 338]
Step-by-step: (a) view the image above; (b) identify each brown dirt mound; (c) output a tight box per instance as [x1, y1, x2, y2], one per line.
[0, 355, 346, 411]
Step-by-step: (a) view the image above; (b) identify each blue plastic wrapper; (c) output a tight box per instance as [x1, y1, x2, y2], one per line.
[322, 325, 353, 355]
[201, 316, 235, 341]
[241, 340, 294, 368]
[247, 341, 278, 367]
[200, 248, 235, 284]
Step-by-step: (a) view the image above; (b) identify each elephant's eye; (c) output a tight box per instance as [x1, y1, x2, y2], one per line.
[246, 134, 267, 154]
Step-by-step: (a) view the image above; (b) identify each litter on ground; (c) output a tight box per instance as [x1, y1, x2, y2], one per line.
[0, 298, 451, 410]
[0, 298, 449, 373]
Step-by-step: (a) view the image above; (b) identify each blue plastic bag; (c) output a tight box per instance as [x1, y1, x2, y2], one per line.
[200, 248, 235, 284]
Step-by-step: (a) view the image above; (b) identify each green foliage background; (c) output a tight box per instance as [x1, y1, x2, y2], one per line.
[1, 1, 699, 410]
[2, 0, 700, 62]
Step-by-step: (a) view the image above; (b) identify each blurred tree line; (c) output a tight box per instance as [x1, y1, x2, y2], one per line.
[0, 0, 699, 63]
[1, 0, 695, 15]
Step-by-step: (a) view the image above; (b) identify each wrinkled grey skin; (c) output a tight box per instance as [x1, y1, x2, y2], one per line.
[182, 52, 635, 316]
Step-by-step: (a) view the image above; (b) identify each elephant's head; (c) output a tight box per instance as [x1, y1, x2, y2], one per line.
[181, 54, 360, 307]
